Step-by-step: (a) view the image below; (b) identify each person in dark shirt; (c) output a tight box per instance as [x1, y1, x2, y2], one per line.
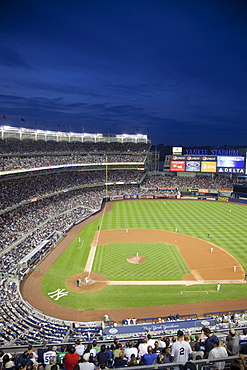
[202, 327, 219, 358]
[113, 351, 128, 367]
[96, 345, 110, 367]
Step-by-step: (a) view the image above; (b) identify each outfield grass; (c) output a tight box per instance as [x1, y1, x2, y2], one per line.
[41, 200, 247, 309]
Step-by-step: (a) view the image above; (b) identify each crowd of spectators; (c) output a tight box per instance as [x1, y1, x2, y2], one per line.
[0, 153, 146, 172]
[0, 139, 150, 155]
[0, 279, 72, 346]
[0, 170, 143, 211]
[1, 327, 247, 369]
[0, 184, 142, 275]
[142, 174, 247, 192]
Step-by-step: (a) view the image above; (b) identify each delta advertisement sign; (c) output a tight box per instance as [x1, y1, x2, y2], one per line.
[217, 156, 245, 174]
[170, 155, 245, 173]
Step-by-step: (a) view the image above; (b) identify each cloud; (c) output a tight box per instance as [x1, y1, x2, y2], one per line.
[0, 45, 32, 69]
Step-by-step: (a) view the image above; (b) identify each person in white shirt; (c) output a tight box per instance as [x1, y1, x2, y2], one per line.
[147, 334, 155, 349]
[124, 341, 138, 361]
[208, 338, 228, 370]
[138, 337, 148, 359]
[79, 353, 94, 370]
[43, 347, 57, 366]
[75, 340, 85, 357]
[170, 330, 192, 370]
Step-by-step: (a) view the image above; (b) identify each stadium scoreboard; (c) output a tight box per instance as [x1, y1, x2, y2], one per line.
[170, 155, 245, 174]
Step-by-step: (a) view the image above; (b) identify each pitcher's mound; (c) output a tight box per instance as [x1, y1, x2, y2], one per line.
[127, 255, 146, 264]
[66, 272, 108, 292]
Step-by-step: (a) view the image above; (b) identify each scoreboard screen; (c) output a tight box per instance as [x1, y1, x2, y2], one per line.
[217, 156, 245, 174]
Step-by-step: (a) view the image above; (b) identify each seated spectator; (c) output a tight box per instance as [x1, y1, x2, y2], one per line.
[64, 347, 80, 370]
[43, 347, 58, 366]
[156, 353, 165, 364]
[113, 351, 128, 367]
[163, 348, 172, 363]
[124, 341, 138, 362]
[79, 353, 95, 370]
[127, 354, 138, 367]
[112, 344, 121, 359]
[96, 345, 110, 367]
[75, 340, 85, 358]
[141, 346, 157, 365]
[45, 357, 59, 370]
[191, 342, 204, 360]
[2, 354, 15, 369]
[138, 337, 148, 359]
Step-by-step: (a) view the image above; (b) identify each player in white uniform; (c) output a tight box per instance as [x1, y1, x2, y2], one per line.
[171, 330, 192, 369]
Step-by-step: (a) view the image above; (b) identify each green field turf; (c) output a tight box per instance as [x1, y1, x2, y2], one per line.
[93, 242, 190, 280]
[41, 200, 247, 310]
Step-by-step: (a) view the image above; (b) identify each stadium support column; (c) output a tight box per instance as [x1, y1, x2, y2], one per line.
[105, 155, 108, 199]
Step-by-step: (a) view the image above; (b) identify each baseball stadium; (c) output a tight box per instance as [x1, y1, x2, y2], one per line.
[1, 125, 247, 368]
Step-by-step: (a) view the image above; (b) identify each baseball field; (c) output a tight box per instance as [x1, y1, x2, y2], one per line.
[22, 199, 247, 321]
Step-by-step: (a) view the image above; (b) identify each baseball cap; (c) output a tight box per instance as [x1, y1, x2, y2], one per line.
[177, 330, 184, 337]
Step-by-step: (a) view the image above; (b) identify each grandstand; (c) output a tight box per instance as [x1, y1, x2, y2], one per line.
[1, 125, 247, 370]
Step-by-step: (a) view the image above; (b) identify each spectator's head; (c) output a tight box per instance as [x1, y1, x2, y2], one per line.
[212, 337, 219, 347]
[119, 351, 125, 359]
[202, 327, 211, 336]
[147, 346, 153, 354]
[100, 345, 106, 353]
[229, 329, 236, 337]
[69, 346, 76, 354]
[83, 353, 90, 362]
[49, 357, 57, 365]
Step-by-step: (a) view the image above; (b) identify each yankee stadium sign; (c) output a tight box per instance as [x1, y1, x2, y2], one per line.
[185, 149, 239, 156]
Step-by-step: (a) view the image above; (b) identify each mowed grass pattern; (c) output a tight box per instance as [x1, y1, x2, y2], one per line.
[100, 200, 247, 270]
[41, 200, 247, 310]
[93, 242, 190, 280]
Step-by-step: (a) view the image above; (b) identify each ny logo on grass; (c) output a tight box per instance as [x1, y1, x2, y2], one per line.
[48, 288, 68, 301]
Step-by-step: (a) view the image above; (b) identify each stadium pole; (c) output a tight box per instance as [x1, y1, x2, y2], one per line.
[105, 155, 108, 199]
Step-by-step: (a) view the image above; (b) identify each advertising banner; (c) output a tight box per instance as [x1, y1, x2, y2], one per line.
[186, 161, 200, 172]
[217, 156, 245, 174]
[123, 195, 139, 199]
[110, 196, 124, 201]
[170, 160, 186, 171]
[201, 161, 217, 173]
[104, 318, 216, 336]
[218, 197, 229, 202]
[154, 194, 177, 199]
[172, 146, 183, 154]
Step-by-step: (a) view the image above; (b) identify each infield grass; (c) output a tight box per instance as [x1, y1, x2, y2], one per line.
[41, 200, 247, 309]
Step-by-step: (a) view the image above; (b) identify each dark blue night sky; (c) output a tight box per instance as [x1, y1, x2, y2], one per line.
[0, 0, 247, 146]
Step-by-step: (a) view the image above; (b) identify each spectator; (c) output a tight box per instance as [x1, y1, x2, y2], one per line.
[64, 347, 80, 370]
[113, 351, 128, 367]
[208, 337, 228, 370]
[202, 327, 219, 358]
[226, 329, 240, 356]
[141, 346, 157, 365]
[96, 345, 110, 367]
[170, 330, 192, 369]
[79, 353, 95, 370]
